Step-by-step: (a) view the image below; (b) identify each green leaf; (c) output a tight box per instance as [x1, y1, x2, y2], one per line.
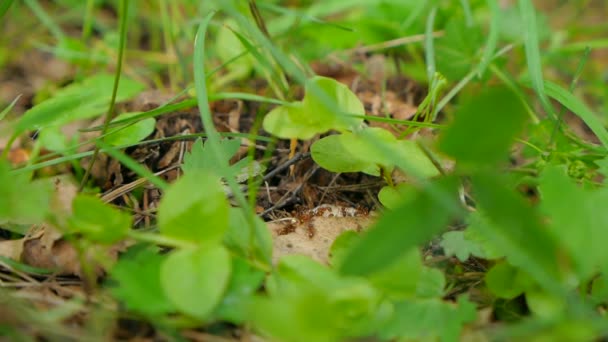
[416, 267, 446, 298]
[104, 112, 155, 146]
[380, 296, 477, 342]
[435, 18, 484, 80]
[157, 171, 229, 243]
[263, 76, 364, 140]
[525, 287, 566, 319]
[540, 80, 608, 149]
[215, 20, 254, 79]
[109, 244, 176, 316]
[0, 94, 20, 121]
[254, 255, 383, 341]
[0, 162, 53, 225]
[367, 248, 423, 299]
[224, 207, 273, 266]
[440, 87, 528, 168]
[0, 0, 14, 19]
[329, 230, 359, 268]
[471, 172, 562, 294]
[15, 74, 144, 134]
[485, 261, 534, 299]
[377, 183, 416, 209]
[68, 194, 131, 244]
[440, 230, 485, 262]
[339, 176, 461, 276]
[160, 245, 232, 319]
[214, 257, 265, 324]
[312, 127, 439, 177]
[538, 166, 608, 280]
[181, 138, 241, 176]
[311, 131, 383, 175]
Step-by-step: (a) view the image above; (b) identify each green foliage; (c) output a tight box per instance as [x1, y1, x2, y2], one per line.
[104, 112, 156, 147]
[440, 87, 528, 168]
[485, 261, 534, 299]
[14, 74, 144, 135]
[435, 18, 484, 81]
[109, 245, 176, 316]
[339, 177, 461, 276]
[379, 296, 477, 342]
[160, 245, 232, 319]
[4, 0, 608, 340]
[68, 194, 131, 243]
[157, 171, 229, 244]
[0, 161, 53, 225]
[312, 127, 439, 177]
[263, 76, 363, 140]
[224, 208, 272, 266]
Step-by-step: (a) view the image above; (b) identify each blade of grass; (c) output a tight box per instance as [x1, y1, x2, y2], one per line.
[193, 13, 253, 212]
[478, 0, 500, 77]
[549, 47, 591, 146]
[424, 6, 438, 83]
[460, 0, 474, 27]
[79, 0, 129, 191]
[23, 0, 65, 41]
[0, 0, 14, 19]
[0, 95, 21, 121]
[541, 80, 608, 149]
[518, 0, 557, 120]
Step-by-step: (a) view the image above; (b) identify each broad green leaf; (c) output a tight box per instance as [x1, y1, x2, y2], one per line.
[377, 183, 416, 209]
[37, 126, 71, 152]
[104, 112, 155, 146]
[440, 87, 528, 168]
[68, 194, 131, 244]
[0, 162, 53, 225]
[367, 248, 423, 299]
[416, 267, 446, 298]
[0, 0, 14, 19]
[224, 207, 272, 266]
[255, 255, 383, 341]
[215, 20, 254, 79]
[109, 244, 175, 316]
[540, 80, 608, 149]
[311, 132, 379, 175]
[339, 176, 461, 276]
[181, 138, 241, 176]
[485, 261, 534, 299]
[157, 171, 229, 243]
[525, 287, 566, 320]
[590, 274, 608, 305]
[263, 76, 364, 139]
[214, 257, 265, 324]
[379, 296, 477, 342]
[329, 230, 359, 267]
[471, 172, 562, 294]
[15, 74, 144, 134]
[463, 212, 506, 260]
[440, 230, 485, 262]
[312, 127, 439, 177]
[247, 288, 342, 342]
[538, 166, 608, 280]
[302, 76, 365, 131]
[435, 19, 483, 80]
[160, 245, 231, 319]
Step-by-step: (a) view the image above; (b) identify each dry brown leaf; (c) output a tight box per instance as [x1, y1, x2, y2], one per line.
[267, 205, 376, 264]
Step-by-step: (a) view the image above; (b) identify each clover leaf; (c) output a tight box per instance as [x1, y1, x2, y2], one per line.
[263, 76, 364, 140]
